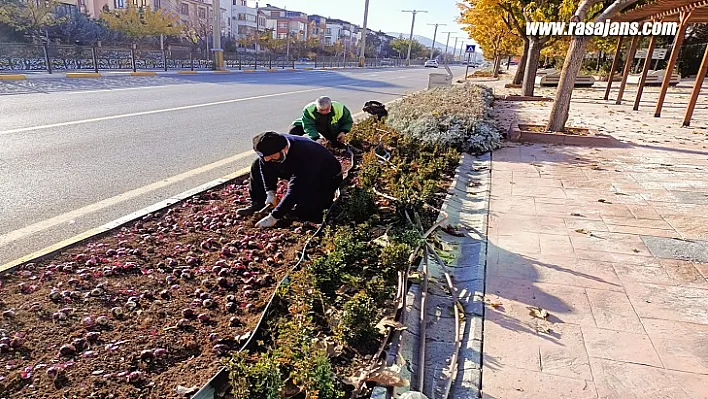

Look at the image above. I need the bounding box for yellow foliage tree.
[0,0,65,40]
[458,0,521,77]
[101,3,181,41]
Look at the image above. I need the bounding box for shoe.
[236,203,264,217]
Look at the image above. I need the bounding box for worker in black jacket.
[236,131,343,227]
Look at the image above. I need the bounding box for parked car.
[424,59,439,68]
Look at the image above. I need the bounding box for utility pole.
[212,0,223,69]
[428,23,446,59]
[451,37,460,62]
[402,9,427,66]
[359,0,370,67]
[441,31,454,63]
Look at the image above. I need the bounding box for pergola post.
[634,32,658,111]
[616,35,639,105]
[655,10,693,117]
[683,43,708,126]
[604,36,624,100]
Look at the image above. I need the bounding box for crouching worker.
[289,96,353,149]
[236,131,343,228]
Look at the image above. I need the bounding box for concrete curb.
[0,74,26,80]
[0,166,251,274]
[394,152,492,399]
[1,65,413,80]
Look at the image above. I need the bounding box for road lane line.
[0,88,400,246]
[0,166,252,272]
[0,87,323,136]
[0,152,255,246]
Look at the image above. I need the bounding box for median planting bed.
[0,83,499,399]
[0,177,323,398]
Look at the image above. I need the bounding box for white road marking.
[0,77,405,245]
[0,87,323,136]
[63,85,172,95]
[0,151,255,246]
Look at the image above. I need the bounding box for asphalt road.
[0,66,467,265]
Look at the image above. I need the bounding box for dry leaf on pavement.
[527,306,549,320]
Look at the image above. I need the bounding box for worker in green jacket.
[289,96,353,148]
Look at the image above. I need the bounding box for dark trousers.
[249,159,343,222]
[289,125,343,147]
[289,125,306,136]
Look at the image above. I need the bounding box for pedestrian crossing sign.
[466,44,476,53]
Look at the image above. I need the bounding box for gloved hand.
[336,132,346,142]
[255,214,278,228]
[265,191,278,208]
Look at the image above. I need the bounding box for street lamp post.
[402,9,427,66]
[359,0,370,67]
[427,23,446,60]
[441,31,454,64]
[451,37,460,62]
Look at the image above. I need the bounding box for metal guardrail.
[0,43,419,73]
[0,43,295,73]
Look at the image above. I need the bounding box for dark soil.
[0,155,351,399]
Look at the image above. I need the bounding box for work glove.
[265,190,278,208]
[336,132,346,142]
[255,214,278,228]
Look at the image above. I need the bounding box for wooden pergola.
[604,0,708,126]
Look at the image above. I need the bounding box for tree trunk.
[522,37,542,96]
[513,38,529,85]
[546,36,592,131]
[493,55,501,78]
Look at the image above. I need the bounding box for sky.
[248,0,476,52]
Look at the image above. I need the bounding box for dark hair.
[253,131,287,157]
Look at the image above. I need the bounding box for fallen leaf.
[598,199,612,204]
[175,385,199,396]
[366,365,409,387]
[570,212,583,217]
[575,228,590,235]
[485,299,503,309]
[527,306,549,320]
[442,225,465,237]
[375,316,407,335]
[536,326,553,334]
[632,248,640,253]
[408,272,423,284]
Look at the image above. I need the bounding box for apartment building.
[260,3,288,39]
[227,0,266,39]
[325,18,358,48]
[308,14,327,44]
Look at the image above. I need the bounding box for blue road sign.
[466,44,476,53]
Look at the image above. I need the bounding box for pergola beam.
[683,43,708,126]
[604,36,624,101]
[634,32,658,110]
[616,35,639,105]
[654,9,694,117]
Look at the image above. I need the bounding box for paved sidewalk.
[480,76,708,398]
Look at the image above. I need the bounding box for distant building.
[227,0,267,41]
[308,14,327,44]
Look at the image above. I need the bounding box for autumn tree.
[546,0,641,131]
[100,3,181,43]
[0,0,64,41]
[390,38,425,59]
[495,0,578,95]
[458,0,521,77]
